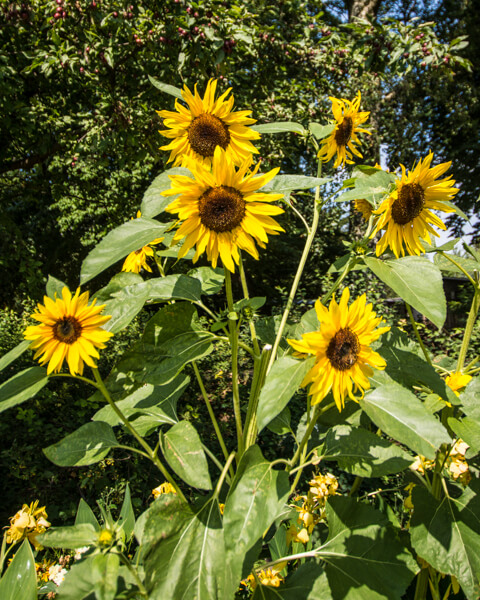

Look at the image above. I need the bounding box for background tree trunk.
[345,0,383,20]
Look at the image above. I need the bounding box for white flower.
[48,564,67,586]
[74,546,89,560]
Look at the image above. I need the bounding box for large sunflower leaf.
[410,482,480,600]
[223,446,290,586]
[160,420,212,490]
[317,424,413,477]
[360,383,451,459]
[252,121,305,134]
[188,266,225,295]
[43,421,118,466]
[309,122,336,139]
[0,540,37,600]
[315,496,418,599]
[140,167,191,217]
[80,217,170,285]
[0,340,31,373]
[147,75,183,99]
[257,356,315,432]
[261,175,330,193]
[364,256,446,329]
[116,303,213,386]
[39,524,99,549]
[93,376,186,435]
[143,495,236,600]
[0,366,48,414]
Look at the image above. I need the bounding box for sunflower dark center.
[52,316,82,344]
[326,327,360,371]
[334,116,353,147]
[198,186,246,233]
[187,113,230,158]
[391,183,425,225]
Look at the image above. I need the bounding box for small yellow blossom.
[308,472,338,504]
[152,482,177,498]
[411,455,434,475]
[446,372,472,397]
[286,523,310,545]
[219,503,225,515]
[404,483,415,511]
[447,439,471,486]
[98,529,113,545]
[241,565,286,590]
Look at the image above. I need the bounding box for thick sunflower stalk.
[1,77,479,600]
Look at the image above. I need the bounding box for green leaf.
[434,253,480,275]
[102,282,150,333]
[161,420,212,489]
[0,540,37,600]
[0,366,48,414]
[374,328,456,402]
[56,554,119,600]
[93,376,186,435]
[147,274,203,302]
[318,424,413,477]
[460,377,480,421]
[39,523,98,549]
[267,406,292,435]
[143,495,235,599]
[315,496,418,599]
[448,416,480,455]
[75,498,100,529]
[335,170,394,203]
[0,340,30,373]
[46,275,67,299]
[257,356,315,432]
[261,174,330,193]
[223,445,290,583]
[364,256,446,328]
[188,266,225,295]
[148,75,183,99]
[117,303,213,386]
[360,383,451,459]
[309,122,336,139]
[140,167,191,217]
[43,421,118,466]
[410,483,480,600]
[80,217,169,284]
[118,483,135,541]
[252,121,305,134]
[94,272,143,304]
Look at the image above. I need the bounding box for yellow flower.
[24,287,113,376]
[308,472,338,504]
[446,439,471,485]
[317,92,370,168]
[152,482,177,498]
[241,565,286,590]
[354,199,374,220]
[411,455,435,475]
[157,78,260,168]
[122,211,164,274]
[446,372,472,396]
[98,529,113,545]
[163,147,284,272]
[5,500,50,548]
[288,287,390,411]
[372,152,459,258]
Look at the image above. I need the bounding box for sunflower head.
[162,147,284,272]
[157,79,260,168]
[288,287,390,411]
[317,92,370,168]
[121,211,164,274]
[24,287,113,376]
[372,152,459,258]
[354,199,374,221]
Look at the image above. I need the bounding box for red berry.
[113,11,118,17]
[194,11,199,17]
[54,12,61,18]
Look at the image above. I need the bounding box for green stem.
[224,268,244,457]
[238,251,261,356]
[414,568,429,600]
[456,281,480,372]
[320,255,356,305]
[213,452,236,500]
[118,553,148,597]
[192,361,231,466]
[48,372,100,388]
[92,368,187,502]
[211,335,255,358]
[406,303,432,366]
[438,251,476,287]
[243,344,273,450]
[348,476,363,497]
[267,160,323,372]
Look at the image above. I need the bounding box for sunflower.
[446,372,472,396]
[317,92,370,168]
[354,198,374,220]
[122,212,163,273]
[157,78,260,168]
[371,152,459,258]
[163,147,284,272]
[288,287,390,411]
[24,287,113,376]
